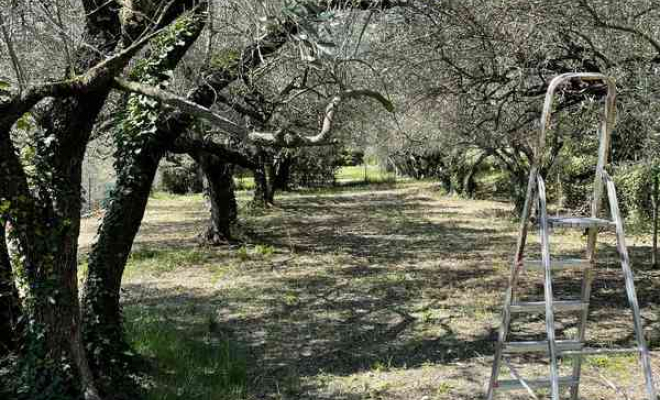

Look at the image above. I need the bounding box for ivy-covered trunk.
[4,149,101,398]
[81,141,163,387]
[0,222,19,355]
[1,0,123,395]
[81,9,206,391]
[197,154,237,244]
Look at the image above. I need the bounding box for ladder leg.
[486,169,538,400]
[604,174,657,400]
[569,266,595,400]
[486,262,523,400]
[538,176,560,400]
[616,233,657,399]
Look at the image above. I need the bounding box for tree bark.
[81,9,207,392]
[197,154,237,244]
[270,151,293,195]
[253,152,273,207]
[462,153,489,199]
[82,142,163,390]
[0,2,123,398]
[0,222,19,355]
[653,172,658,267]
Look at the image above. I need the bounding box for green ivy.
[114,12,203,175]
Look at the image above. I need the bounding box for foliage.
[288,147,342,188]
[613,163,656,222]
[124,307,247,400]
[161,159,204,194]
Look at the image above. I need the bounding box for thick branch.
[113,77,394,147]
[113,77,246,136]
[249,90,395,146]
[0,20,176,134]
[170,138,257,169]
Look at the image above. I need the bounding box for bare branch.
[113,78,394,147]
[579,0,660,56]
[249,89,395,146]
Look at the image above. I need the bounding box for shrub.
[613,163,654,222]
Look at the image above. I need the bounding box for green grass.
[124,248,214,278]
[124,307,247,400]
[335,165,397,182]
[585,354,638,376]
[234,177,255,191]
[150,191,204,201]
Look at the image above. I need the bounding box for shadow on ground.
[121,185,660,400]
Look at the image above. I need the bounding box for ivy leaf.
[16,113,33,131]
[0,200,11,214]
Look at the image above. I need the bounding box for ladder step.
[561,347,640,356]
[503,340,583,354]
[547,216,614,229]
[496,376,577,390]
[510,300,587,313]
[525,258,590,271]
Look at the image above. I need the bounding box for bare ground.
[80,182,660,399]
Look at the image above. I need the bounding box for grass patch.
[336,165,397,182]
[125,307,247,400]
[585,354,638,375]
[150,191,204,201]
[125,248,214,278]
[234,177,255,191]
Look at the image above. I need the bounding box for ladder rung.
[510,300,587,313]
[503,340,583,354]
[525,258,590,271]
[496,376,577,390]
[561,347,640,356]
[547,216,614,229]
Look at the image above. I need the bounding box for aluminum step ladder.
[486,73,657,400]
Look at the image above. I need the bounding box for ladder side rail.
[486,166,539,400]
[570,124,614,399]
[571,77,616,400]
[602,171,657,400]
[537,175,560,400]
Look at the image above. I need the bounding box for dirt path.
[105,182,660,399]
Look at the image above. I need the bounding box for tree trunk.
[653,173,658,267]
[265,159,279,204]
[197,154,237,244]
[0,222,19,355]
[253,151,273,207]
[253,165,271,206]
[81,9,207,395]
[82,147,162,390]
[462,153,488,199]
[272,153,292,194]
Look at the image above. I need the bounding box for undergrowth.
[124,306,248,400]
